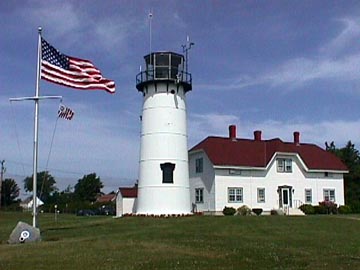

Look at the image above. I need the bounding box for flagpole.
[32,27,42,228]
[9,28,62,229]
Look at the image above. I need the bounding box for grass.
[1,212,360,269]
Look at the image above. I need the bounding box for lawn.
[0,212,360,270]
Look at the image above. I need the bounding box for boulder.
[8,221,41,244]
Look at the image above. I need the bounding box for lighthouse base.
[136,186,191,215]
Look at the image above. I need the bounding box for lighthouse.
[135,52,192,215]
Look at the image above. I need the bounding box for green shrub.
[1,202,22,212]
[222,206,236,216]
[314,205,327,214]
[299,204,315,215]
[237,205,251,216]
[349,201,360,213]
[338,205,352,214]
[252,208,263,216]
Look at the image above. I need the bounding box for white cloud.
[320,18,360,56]
[198,17,360,92]
[188,112,360,148]
[207,52,360,92]
[173,12,187,28]
[249,119,360,147]
[2,99,140,192]
[23,2,82,40]
[188,113,240,147]
[262,53,360,88]
[21,1,138,55]
[93,16,139,53]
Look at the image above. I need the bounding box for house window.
[305,189,312,203]
[195,158,203,173]
[195,188,204,203]
[257,188,265,203]
[160,162,175,184]
[228,187,243,203]
[323,189,335,202]
[277,158,292,173]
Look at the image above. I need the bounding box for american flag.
[41,38,115,94]
[58,104,75,120]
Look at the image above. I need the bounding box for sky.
[1,1,360,196]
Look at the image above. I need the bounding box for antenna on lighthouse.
[148,10,153,56]
[182,36,195,74]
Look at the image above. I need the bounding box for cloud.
[320,18,360,56]
[173,12,187,28]
[249,119,360,147]
[93,16,139,53]
[198,17,360,92]
[21,1,138,55]
[2,99,140,192]
[23,1,82,40]
[262,53,360,88]
[188,113,240,145]
[188,112,360,148]
[208,52,360,92]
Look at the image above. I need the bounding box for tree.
[24,171,57,203]
[1,178,20,206]
[74,173,103,202]
[326,141,360,206]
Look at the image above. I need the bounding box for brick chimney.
[294,131,300,145]
[229,125,236,141]
[254,130,262,141]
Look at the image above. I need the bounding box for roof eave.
[214,165,266,171]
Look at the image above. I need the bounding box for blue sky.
[1,1,360,195]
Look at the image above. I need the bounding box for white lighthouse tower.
[135,52,192,215]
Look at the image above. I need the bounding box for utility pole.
[0,160,5,209]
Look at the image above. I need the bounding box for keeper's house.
[189,125,348,215]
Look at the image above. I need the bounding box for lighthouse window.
[160,162,175,184]
[155,54,169,66]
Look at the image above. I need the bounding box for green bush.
[338,205,352,214]
[349,201,360,213]
[222,206,236,216]
[299,204,315,215]
[252,208,263,216]
[237,205,251,216]
[314,205,327,214]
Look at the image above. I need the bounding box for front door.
[279,186,292,209]
[282,188,290,207]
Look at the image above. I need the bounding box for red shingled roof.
[96,193,116,203]
[119,187,138,198]
[190,136,348,171]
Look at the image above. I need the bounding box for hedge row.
[223,206,263,216]
[299,202,352,215]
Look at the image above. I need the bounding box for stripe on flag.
[58,104,75,120]
[41,38,115,94]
